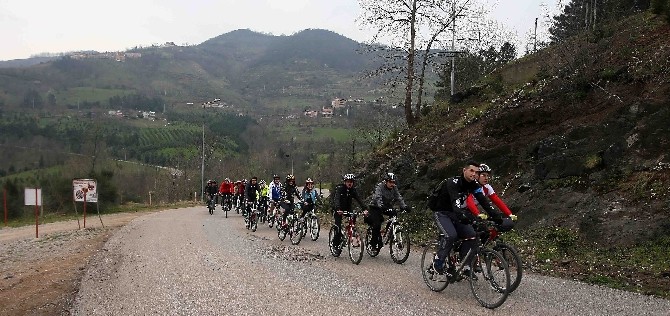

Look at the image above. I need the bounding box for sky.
[0,0,563,61]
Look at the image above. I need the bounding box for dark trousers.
[365,206,396,248]
[332,210,345,245]
[433,212,477,264]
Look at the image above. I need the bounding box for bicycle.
[245,201,259,232]
[365,209,410,264]
[258,197,269,223]
[289,203,304,245]
[268,200,281,228]
[480,219,523,293]
[420,219,511,309]
[299,203,320,241]
[221,194,232,218]
[328,210,364,265]
[206,194,216,215]
[277,203,298,242]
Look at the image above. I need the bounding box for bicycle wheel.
[278,223,287,241]
[328,226,341,257]
[365,227,380,257]
[290,218,303,245]
[389,225,410,264]
[420,243,449,292]
[250,212,258,232]
[469,248,510,309]
[309,216,320,241]
[348,228,364,265]
[208,201,214,215]
[494,242,523,293]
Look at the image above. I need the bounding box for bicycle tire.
[250,213,258,232]
[328,226,341,257]
[494,242,523,293]
[469,248,510,309]
[365,227,380,257]
[389,226,410,264]
[278,223,287,241]
[348,228,364,265]
[420,243,449,292]
[290,218,303,245]
[309,216,320,241]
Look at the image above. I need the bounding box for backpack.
[427,179,447,212]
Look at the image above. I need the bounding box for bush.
[651,0,666,14]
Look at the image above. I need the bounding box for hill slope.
[356,12,670,296]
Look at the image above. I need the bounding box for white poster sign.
[24,188,42,206]
[73,179,98,203]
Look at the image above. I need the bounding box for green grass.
[57,87,136,106]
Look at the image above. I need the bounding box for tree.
[358,0,477,126]
[22,89,43,109]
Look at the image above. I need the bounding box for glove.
[509,214,518,221]
[477,213,488,221]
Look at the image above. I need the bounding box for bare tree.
[358,0,477,126]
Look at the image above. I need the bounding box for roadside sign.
[73,179,98,203]
[24,188,42,206]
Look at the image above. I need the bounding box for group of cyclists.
[202,161,519,308]
[204,174,323,229]
[204,160,517,267]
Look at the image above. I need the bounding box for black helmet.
[273,174,280,180]
[286,174,295,181]
[342,173,355,181]
[305,178,314,184]
[384,172,397,182]
[479,163,492,173]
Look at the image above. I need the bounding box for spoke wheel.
[290,218,303,245]
[420,243,449,292]
[365,227,380,257]
[309,217,320,241]
[347,228,364,265]
[250,212,258,232]
[278,223,287,241]
[390,226,410,264]
[328,226,341,257]
[494,243,523,293]
[469,249,511,309]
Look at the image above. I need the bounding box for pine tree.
[651,0,666,14]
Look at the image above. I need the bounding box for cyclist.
[204,179,218,208]
[332,173,367,247]
[279,174,303,228]
[431,161,503,276]
[234,180,245,208]
[244,177,261,226]
[258,179,270,218]
[218,178,235,210]
[466,163,517,231]
[365,172,410,251]
[300,178,320,221]
[267,174,283,228]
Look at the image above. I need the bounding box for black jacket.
[436,175,501,221]
[333,184,366,212]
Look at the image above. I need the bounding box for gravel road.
[72,206,670,315]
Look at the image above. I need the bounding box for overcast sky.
[0,0,562,61]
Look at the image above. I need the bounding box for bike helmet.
[384,172,397,182]
[305,178,314,184]
[342,173,355,181]
[479,163,492,173]
[273,174,280,180]
[259,180,266,186]
[224,178,230,182]
[286,174,295,181]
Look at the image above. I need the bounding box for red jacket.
[466,184,512,217]
[219,181,234,194]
